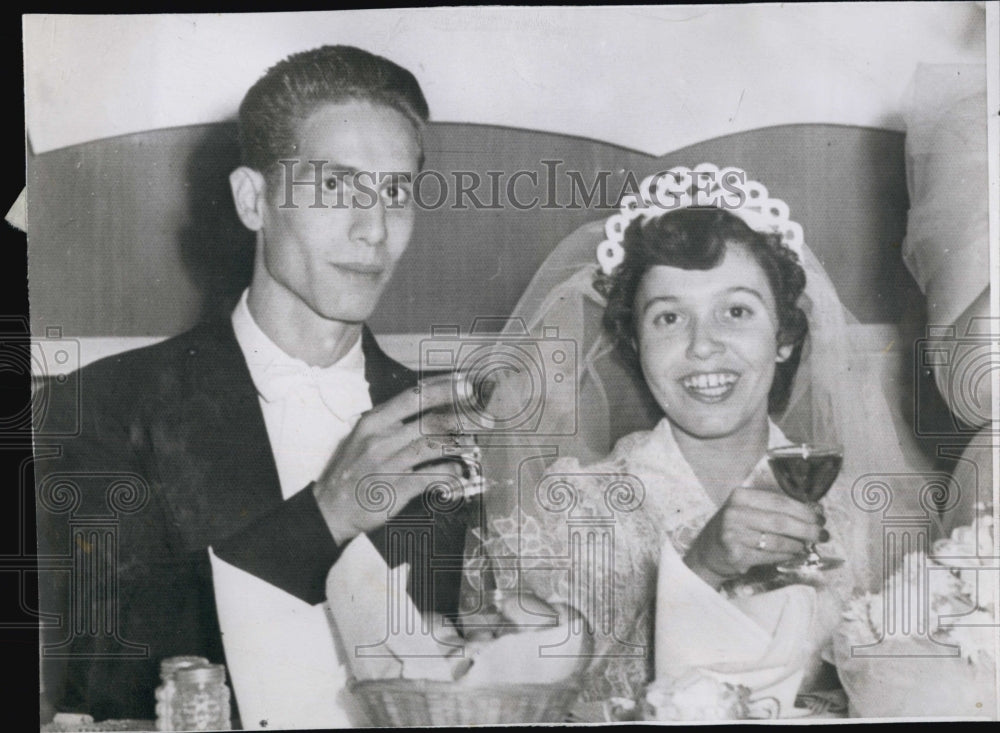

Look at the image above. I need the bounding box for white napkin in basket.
[654,539,817,717]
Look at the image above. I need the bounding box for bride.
[462,165,922,714]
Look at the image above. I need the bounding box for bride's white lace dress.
[463,418,866,704]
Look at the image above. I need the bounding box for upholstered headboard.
[28,122,922,332]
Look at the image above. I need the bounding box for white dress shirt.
[208,290,373,730]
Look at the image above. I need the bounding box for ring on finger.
[756,532,768,551]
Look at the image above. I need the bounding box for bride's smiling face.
[635,243,792,441]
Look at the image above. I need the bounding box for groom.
[36,45,474,727]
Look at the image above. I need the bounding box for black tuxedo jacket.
[35,320,468,721]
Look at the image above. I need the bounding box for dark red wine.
[768,447,842,503]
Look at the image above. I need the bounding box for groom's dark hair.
[237,45,430,187]
[598,207,808,415]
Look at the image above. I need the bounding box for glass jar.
[171,664,232,731]
[155,656,210,731]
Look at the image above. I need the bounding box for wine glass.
[766,443,844,573]
[455,460,511,639]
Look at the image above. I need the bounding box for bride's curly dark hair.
[595,207,808,415]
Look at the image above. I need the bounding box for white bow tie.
[255,361,372,423]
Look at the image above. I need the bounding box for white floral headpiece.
[597,163,805,275]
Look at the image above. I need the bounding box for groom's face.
[256,101,422,323]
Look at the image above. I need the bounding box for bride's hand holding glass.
[682,486,827,588]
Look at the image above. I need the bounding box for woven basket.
[348,677,582,726]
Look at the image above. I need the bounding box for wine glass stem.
[807,501,824,562]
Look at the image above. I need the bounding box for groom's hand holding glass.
[682,486,829,589]
[313,373,476,544]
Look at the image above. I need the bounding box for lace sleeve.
[461,455,641,619]
[459,456,653,702]
[461,457,589,612]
